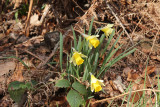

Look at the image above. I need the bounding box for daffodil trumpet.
[70,48,87,66]
[81,33,100,49]
[90,73,105,92]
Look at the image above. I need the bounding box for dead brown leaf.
[142,66,155,77]
[129,84,143,103]
[89,98,99,107]
[123,67,131,76]
[30,5,50,26]
[110,76,126,93]
[49,96,69,107]
[11,0,23,9]
[11,62,24,82]
[0,33,5,41]
[0,61,16,76]
[130,91,143,103]
[151,55,160,62]
[127,70,140,82]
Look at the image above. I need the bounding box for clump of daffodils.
[101,24,114,37]
[70,48,87,66]
[90,73,105,92]
[81,33,100,49]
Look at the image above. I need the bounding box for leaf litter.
[0,0,160,106]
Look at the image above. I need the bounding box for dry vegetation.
[0,0,160,106]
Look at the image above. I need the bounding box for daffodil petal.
[70,56,76,66]
[98,80,105,86]
[91,75,97,83]
[80,54,87,58]
[91,84,94,92]
[88,43,93,49]
[107,24,114,28]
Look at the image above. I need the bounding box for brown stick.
[24,0,33,37]
[93,88,160,104]
[19,49,57,71]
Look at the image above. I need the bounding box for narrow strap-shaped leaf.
[88,17,94,35]
[71,26,77,49]
[77,36,82,52]
[101,44,123,70]
[97,48,136,78]
[60,33,63,71]
[101,29,116,57]
[82,65,88,81]
[92,52,99,73]
[101,32,121,70]
[95,34,105,53]
[110,48,136,67]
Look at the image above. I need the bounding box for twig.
[106,3,134,45]
[37,41,60,69]
[24,0,33,37]
[19,49,57,71]
[93,88,160,104]
[72,0,85,13]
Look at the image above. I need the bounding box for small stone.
[44,31,60,49]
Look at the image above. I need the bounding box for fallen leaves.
[126,66,156,104]
[93,66,158,106]
[30,5,50,26]
[111,76,126,93]
[127,70,140,82]
[0,61,16,77]
[11,62,24,82]
[11,0,23,9]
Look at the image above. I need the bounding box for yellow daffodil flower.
[82,33,100,49]
[70,48,87,66]
[101,24,114,37]
[90,73,105,92]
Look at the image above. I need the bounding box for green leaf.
[88,17,94,35]
[15,11,19,22]
[82,65,88,81]
[67,89,83,107]
[25,80,37,90]
[55,79,71,88]
[8,81,25,90]
[8,81,27,103]
[72,81,87,95]
[97,48,136,78]
[60,33,63,71]
[101,30,120,68]
[77,36,82,52]
[92,52,99,73]
[71,26,77,49]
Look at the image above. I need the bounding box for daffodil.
[70,48,87,66]
[101,24,114,37]
[90,73,105,92]
[82,33,100,49]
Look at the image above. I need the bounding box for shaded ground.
[0,0,160,106]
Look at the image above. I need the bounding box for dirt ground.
[0,0,160,106]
